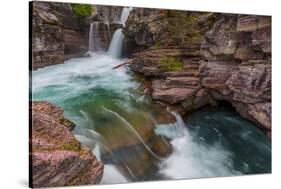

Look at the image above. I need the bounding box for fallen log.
[112,60,133,69]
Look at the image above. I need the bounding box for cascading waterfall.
[89,22,101,52]
[88,7,132,55]
[119,7,133,26]
[105,22,111,44]
[107,29,124,58]
[107,7,133,58]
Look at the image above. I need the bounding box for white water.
[32,53,135,100]
[119,7,133,26]
[108,29,124,58]
[155,112,240,179]
[107,7,132,58]
[101,165,128,184]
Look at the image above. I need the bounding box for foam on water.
[100,164,129,184]
[32,52,137,104]
[155,112,240,179]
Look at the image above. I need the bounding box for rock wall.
[31,1,88,69]
[31,101,103,187]
[124,9,271,136]
[31,2,123,69]
[200,14,271,135]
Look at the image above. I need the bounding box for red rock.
[152,87,197,104]
[31,101,103,187]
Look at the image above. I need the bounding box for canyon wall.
[31,2,87,69]
[31,101,103,187]
[124,9,271,136]
[31,2,123,69]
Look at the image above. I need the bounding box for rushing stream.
[31,7,271,185]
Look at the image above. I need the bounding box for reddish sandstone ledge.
[31,101,103,187]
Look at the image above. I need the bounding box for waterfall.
[89,22,101,52]
[119,7,133,26]
[107,29,124,58]
[105,22,111,44]
[107,7,132,58]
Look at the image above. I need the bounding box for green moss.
[60,140,81,151]
[158,57,183,72]
[71,4,92,18]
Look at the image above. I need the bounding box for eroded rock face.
[125,10,271,135]
[123,8,170,54]
[32,1,88,70]
[200,14,271,133]
[31,101,103,187]
[126,10,215,113]
[200,62,271,131]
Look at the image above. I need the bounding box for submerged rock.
[31,101,103,187]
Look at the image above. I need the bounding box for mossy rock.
[158,56,183,71]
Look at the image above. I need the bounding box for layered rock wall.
[31,101,103,187]
[124,9,271,135]
[200,14,271,134]
[31,2,88,69]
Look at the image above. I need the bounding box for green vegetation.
[71,4,92,18]
[158,56,183,71]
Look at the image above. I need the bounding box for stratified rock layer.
[31,101,103,187]
[200,14,271,134]
[124,10,271,136]
[31,2,89,69]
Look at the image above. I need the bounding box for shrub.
[158,57,183,71]
[71,4,92,18]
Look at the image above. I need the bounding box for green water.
[184,106,271,174]
[32,53,271,184]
